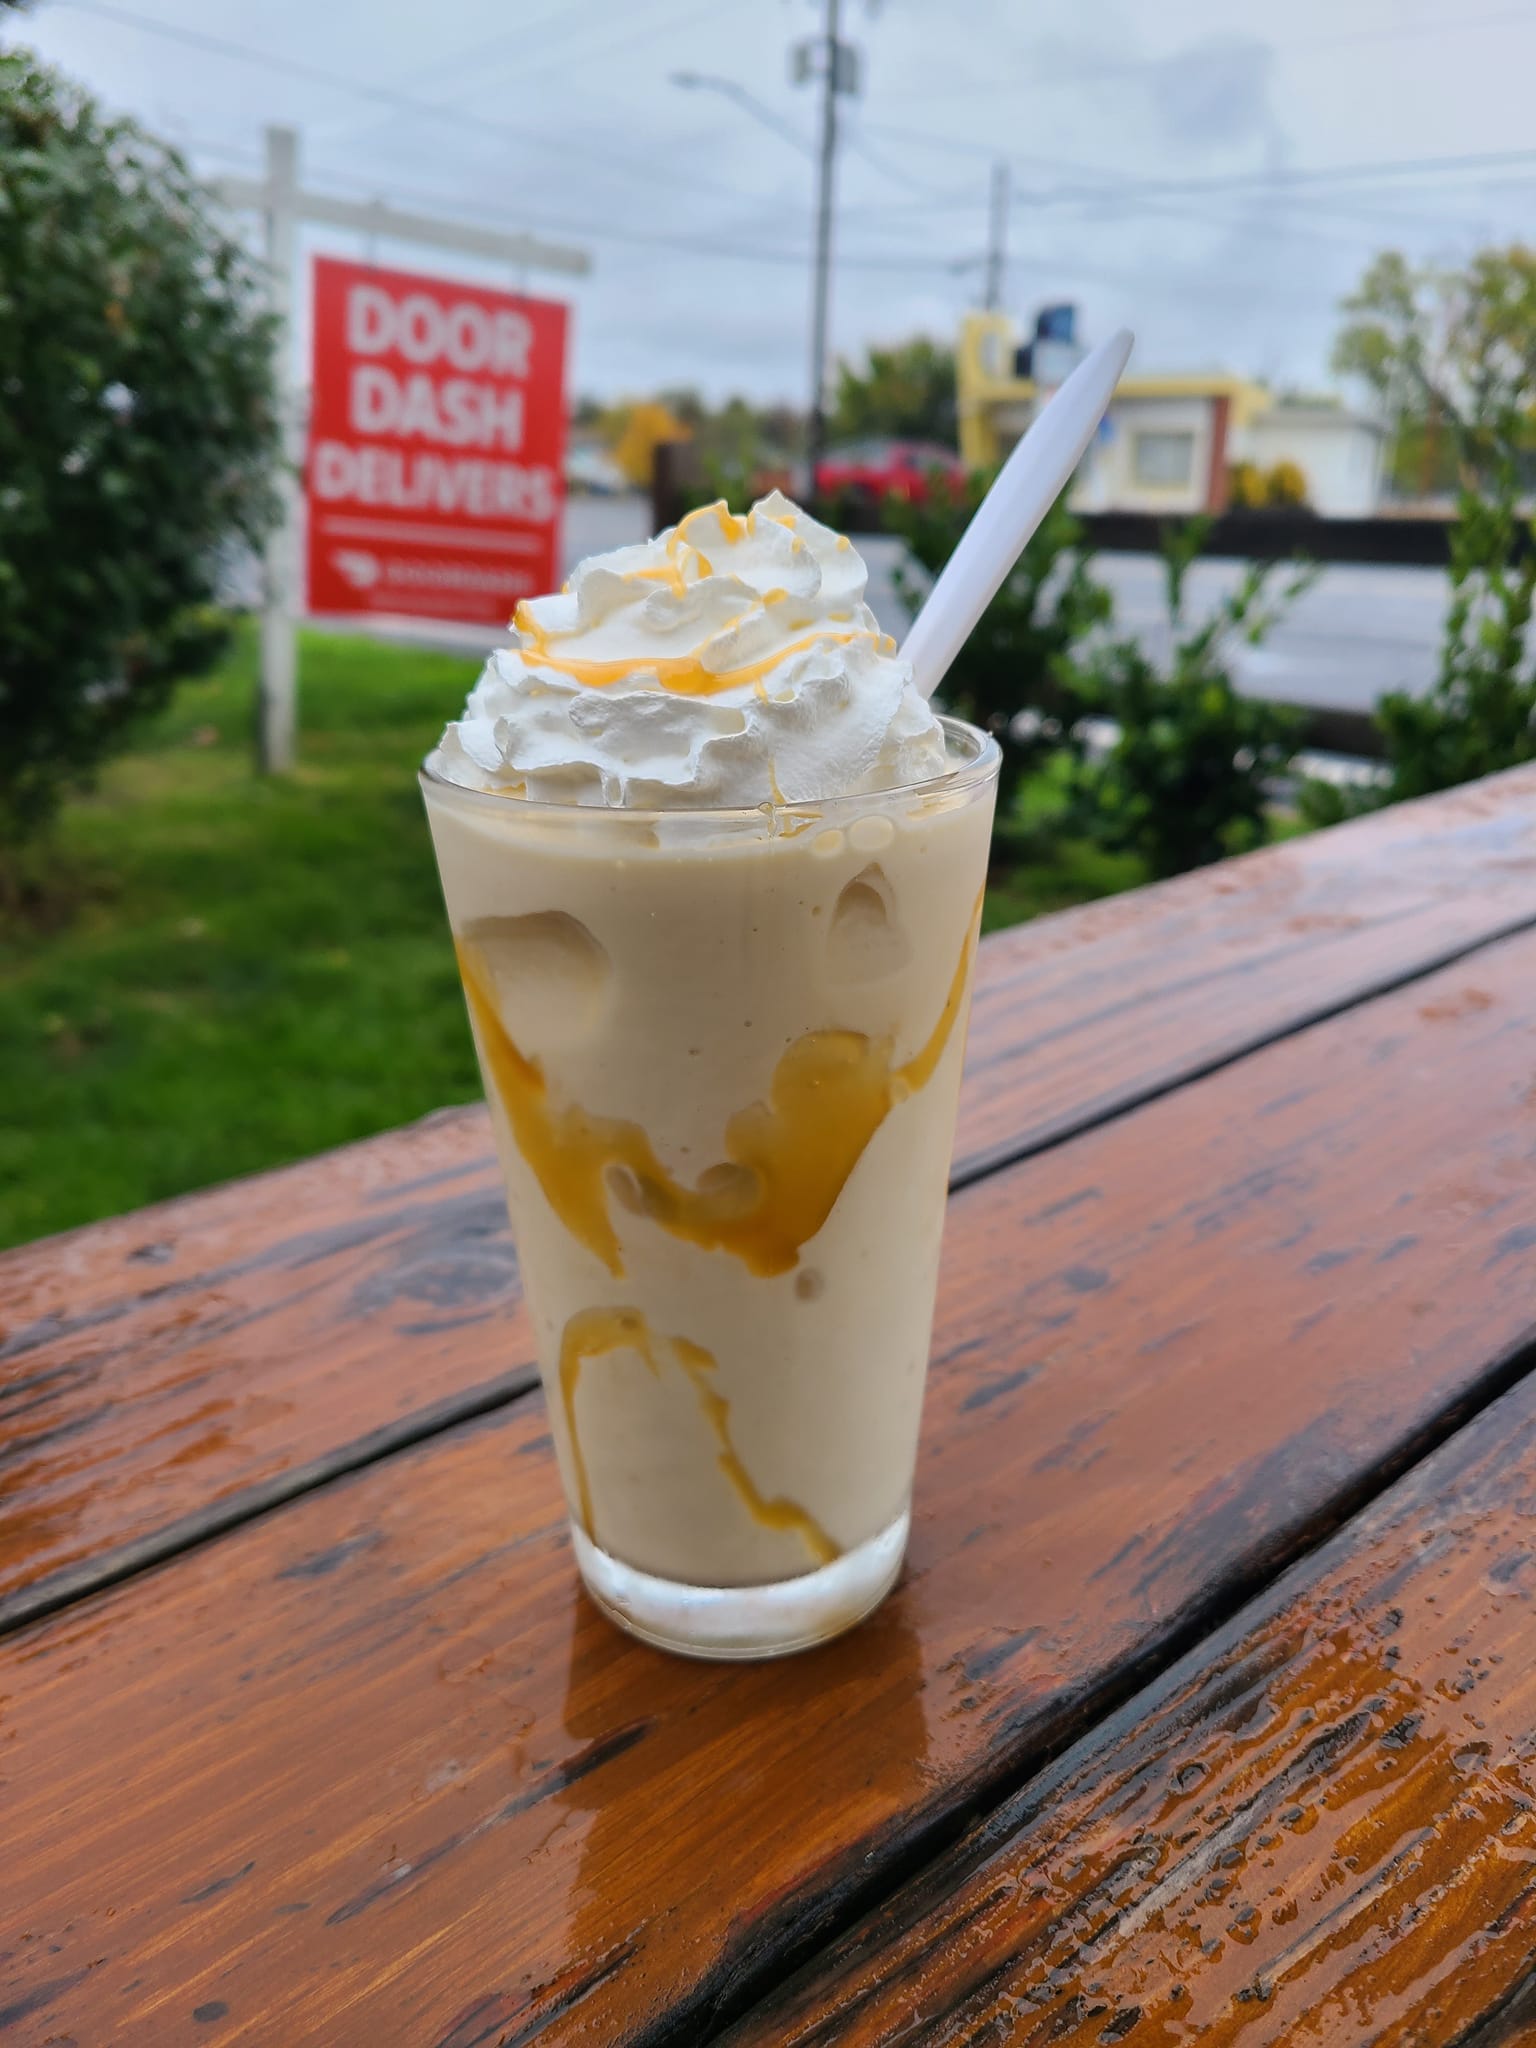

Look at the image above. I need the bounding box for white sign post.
[257,126,298,776]
[215,127,591,772]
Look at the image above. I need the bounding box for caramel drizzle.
[510,499,888,696]
[558,1306,839,1566]
[510,626,885,698]
[455,890,981,1281]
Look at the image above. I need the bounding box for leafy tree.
[887,481,1111,820]
[656,386,707,432]
[831,337,957,447]
[1299,466,1536,827]
[1297,252,1536,824]
[0,51,279,870]
[1065,520,1311,878]
[1300,472,1536,826]
[1333,245,1536,490]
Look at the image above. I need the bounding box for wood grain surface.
[7,769,1536,1633]
[730,1367,1536,2046]
[5,927,1536,2045]
[0,1106,522,1631]
[955,759,1536,1179]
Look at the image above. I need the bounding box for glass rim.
[419,712,1000,829]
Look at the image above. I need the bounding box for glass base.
[571,1507,910,1661]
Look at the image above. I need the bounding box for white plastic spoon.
[900,327,1134,700]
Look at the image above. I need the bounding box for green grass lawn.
[0,627,485,1249]
[0,627,1145,1250]
[980,837,1145,933]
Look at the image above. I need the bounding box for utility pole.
[806,0,840,498]
[984,158,1010,312]
[793,1,859,499]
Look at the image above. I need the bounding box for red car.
[815,438,967,513]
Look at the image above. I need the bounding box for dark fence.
[1287,705,1387,761]
[1078,511,1477,568]
[650,450,1478,571]
[648,451,1495,758]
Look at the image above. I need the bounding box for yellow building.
[958,313,1385,516]
[611,400,692,490]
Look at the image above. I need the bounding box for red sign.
[306,256,567,625]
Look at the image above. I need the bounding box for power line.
[54,0,767,206]
[671,73,817,160]
[860,116,1536,193]
[840,121,969,201]
[400,2,617,95]
[217,151,1392,306]
[834,147,1528,254]
[883,176,1520,256]
[75,1,1528,313]
[201,138,1409,324]
[837,127,1533,250]
[668,71,967,209]
[361,0,719,127]
[1028,147,1536,209]
[174,120,1524,285]
[187,133,1505,286]
[840,142,1536,219]
[198,146,968,276]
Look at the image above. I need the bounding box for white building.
[958,314,1387,517]
[1240,400,1387,519]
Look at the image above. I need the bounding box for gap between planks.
[675,1316,1536,2048]
[10,896,1536,1658]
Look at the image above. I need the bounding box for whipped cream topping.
[431,490,947,809]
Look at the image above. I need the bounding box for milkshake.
[423,494,998,1656]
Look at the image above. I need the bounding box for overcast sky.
[13,0,1536,408]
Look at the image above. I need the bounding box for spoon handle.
[901,327,1134,701]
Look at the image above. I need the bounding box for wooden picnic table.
[6,767,1536,2045]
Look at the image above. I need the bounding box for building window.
[1132,430,1196,487]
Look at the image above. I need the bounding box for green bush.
[1065,520,1311,877]
[0,51,279,871]
[1228,459,1313,511]
[1266,459,1311,509]
[1377,476,1536,799]
[885,481,1111,819]
[1299,471,1536,827]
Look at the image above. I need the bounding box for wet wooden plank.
[730,1368,1536,2047]
[7,770,1536,1632]
[956,761,1536,1180]
[0,1104,527,1632]
[5,928,1536,2045]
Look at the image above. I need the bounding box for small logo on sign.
[333,549,382,591]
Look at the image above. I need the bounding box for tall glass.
[421,718,999,1658]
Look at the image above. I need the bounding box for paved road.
[857,538,1444,713]
[1091,554,1444,711]
[325,495,1448,716]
